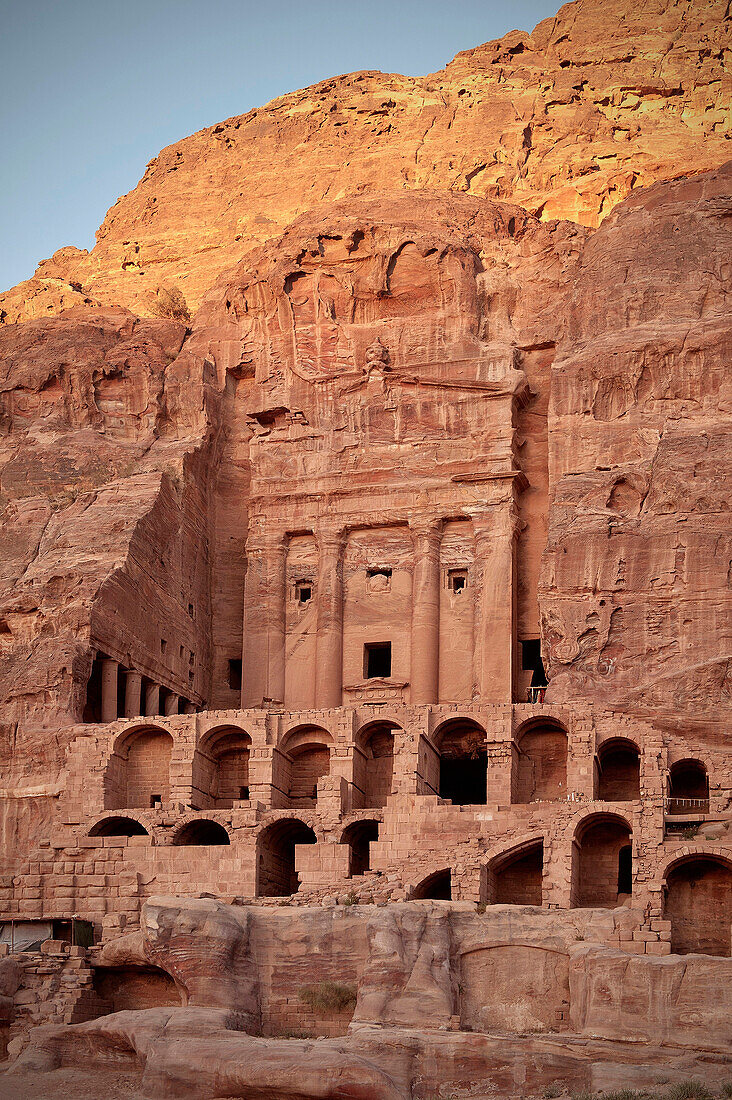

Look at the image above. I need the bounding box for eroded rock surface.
[1,0,729,321]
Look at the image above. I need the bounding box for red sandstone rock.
[0,0,729,322]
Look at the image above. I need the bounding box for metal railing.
[664,796,710,815]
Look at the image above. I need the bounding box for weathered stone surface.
[541,161,732,731]
[1,0,729,322]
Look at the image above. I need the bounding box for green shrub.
[721,1084,732,1098]
[543,1086,562,1098]
[298,980,357,1013]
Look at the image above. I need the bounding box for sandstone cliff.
[1,0,729,322]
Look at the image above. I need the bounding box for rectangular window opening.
[366,567,392,579]
[295,581,313,605]
[150,794,162,808]
[448,569,468,594]
[364,642,392,679]
[520,638,547,686]
[239,786,250,800]
[228,658,243,692]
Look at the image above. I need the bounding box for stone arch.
[667,758,709,814]
[279,725,333,808]
[173,819,230,846]
[484,838,544,906]
[341,819,380,876]
[105,725,173,810]
[194,725,252,807]
[353,721,398,808]
[413,868,452,900]
[571,812,632,908]
[595,737,640,802]
[513,717,567,804]
[662,852,732,957]
[89,815,149,838]
[433,718,487,806]
[256,817,317,897]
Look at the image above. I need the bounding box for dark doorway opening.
[364,642,391,679]
[342,819,380,877]
[413,869,452,900]
[228,659,242,692]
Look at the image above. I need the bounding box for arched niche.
[279,726,333,808]
[194,726,252,807]
[484,840,544,906]
[667,759,709,814]
[341,819,380,877]
[89,816,149,838]
[595,737,640,802]
[434,719,487,806]
[513,719,567,804]
[413,868,452,900]
[173,819,230,846]
[353,722,397,808]
[571,813,632,908]
[256,818,317,897]
[105,726,174,810]
[664,855,732,956]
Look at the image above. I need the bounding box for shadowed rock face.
[0,0,729,322]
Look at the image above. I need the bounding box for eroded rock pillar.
[242,531,287,707]
[473,502,519,703]
[100,658,119,723]
[124,670,142,719]
[410,520,442,704]
[315,527,344,709]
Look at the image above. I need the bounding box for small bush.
[543,1086,562,1098]
[664,1084,714,1100]
[341,891,359,906]
[298,980,357,1013]
[721,1085,732,1099]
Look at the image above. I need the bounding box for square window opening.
[150,794,162,808]
[239,786,250,800]
[228,659,242,692]
[448,569,468,594]
[364,642,392,679]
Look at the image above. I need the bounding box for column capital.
[408,516,443,544]
[316,524,346,551]
[470,501,520,541]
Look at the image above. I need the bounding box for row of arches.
[102,720,712,814]
[86,808,732,955]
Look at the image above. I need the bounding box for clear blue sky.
[0,0,559,292]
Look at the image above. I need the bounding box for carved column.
[315,526,345,709]
[123,670,142,719]
[409,519,442,705]
[164,692,179,716]
[100,658,119,723]
[242,530,287,707]
[145,681,160,716]
[473,501,520,704]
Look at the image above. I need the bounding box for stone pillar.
[100,658,119,723]
[242,530,287,707]
[183,701,197,714]
[473,501,519,704]
[164,692,180,716]
[145,681,160,716]
[409,520,442,704]
[123,670,142,719]
[314,527,344,709]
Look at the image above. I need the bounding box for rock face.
[1,0,730,322]
[541,161,732,730]
[0,0,731,1096]
[3,897,732,1099]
